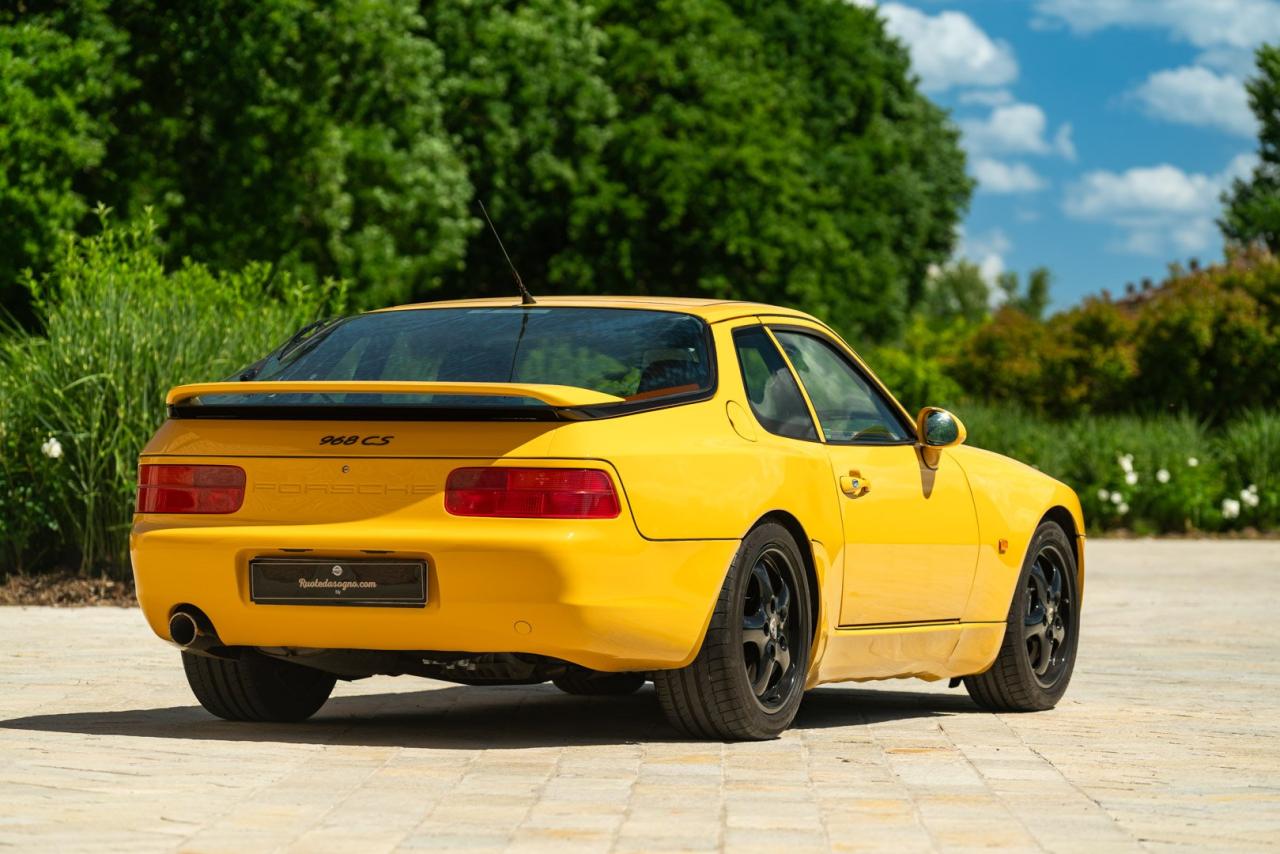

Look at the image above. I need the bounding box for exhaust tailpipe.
[168,608,232,658]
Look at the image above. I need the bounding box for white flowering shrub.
[958,403,1277,534]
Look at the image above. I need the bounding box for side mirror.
[915,407,966,468]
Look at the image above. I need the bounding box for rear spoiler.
[166,381,627,409]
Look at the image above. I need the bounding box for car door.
[770,325,980,626]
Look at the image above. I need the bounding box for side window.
[773,330,912,444]
[732,327,818,442]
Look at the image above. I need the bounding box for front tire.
[654,522,813,740]
[182,651,336,722]
[964,520,1080,711]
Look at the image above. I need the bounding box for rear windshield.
[194,307,714,415]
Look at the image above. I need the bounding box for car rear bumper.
[130,519,739,671]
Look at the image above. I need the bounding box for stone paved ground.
[1,540,1278,853]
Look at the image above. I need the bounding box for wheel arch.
[1040,504,1085,602]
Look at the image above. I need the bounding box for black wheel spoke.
[1048,566,1063,603]
[1024,618,1048,643]
[1029,561,1049,599]
[751,644,777,695]
[751,561,775,604]
[1051,620,1067,646]
[742,610,769,656]
[773,582,790,620]
[773,638,791,678]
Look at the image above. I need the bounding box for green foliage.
[1219,410,1280,527]
[1222,44,1280,252]
[0,3,126,311]
[98,0,473,308]
[864,314,967,414]
[954,251,1280,420]
[996,267,1052,320]
[0,216,344,574]
[958,403,1278,534]
[423,0,618,296]
[0,0,971,340]
[575,0,971,340]
[920,261,990,326]
[1132,260,1280,419]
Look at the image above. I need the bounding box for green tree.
[996,267,1052,320]
[739,0,971,313]
[1222,44,1280,252]
[0,4,125,312]
[82,0,472,308]
[422,0,618,297]
[578,0,971,341]
[921,260,990,325]
[2,0,971,329]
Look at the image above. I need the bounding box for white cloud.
[1063,154,1258,256]
[959,89,1016,107]
[961,102,1075,160]
[877,4,1018,92]
[1053,123,1077,161]
[958,228,1013,284]
[1133,66,1256,137]
[1034,0,1280,79]
[1033,0,1280,50]
[973,158,1047,194]
[1195,46,1260,77]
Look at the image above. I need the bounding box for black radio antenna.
[477,199,535,306]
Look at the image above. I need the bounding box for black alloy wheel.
[741,547,802,710]
[1023,544,1073,688]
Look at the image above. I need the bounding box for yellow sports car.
[132,297,1083,740]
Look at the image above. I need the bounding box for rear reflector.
[136,465,246,514]
[445,467,620,519]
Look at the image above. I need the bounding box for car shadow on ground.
[0,683,981,749]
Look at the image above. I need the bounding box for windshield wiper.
[237,317,342,381]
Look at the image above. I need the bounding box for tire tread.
[182,651,335,722]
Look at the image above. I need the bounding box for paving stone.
[1,540,1279,851]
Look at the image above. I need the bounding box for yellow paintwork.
[131,296,1085,686]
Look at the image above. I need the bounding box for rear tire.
[552,669,646,696]
[964,520,1080,712]
[653,521,813,741]
[182,651,336,722]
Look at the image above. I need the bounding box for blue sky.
[858,0,1276,308]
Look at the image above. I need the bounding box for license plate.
[249,558,427,607]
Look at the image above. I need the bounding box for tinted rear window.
[202,307,713,411]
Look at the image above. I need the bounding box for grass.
[0,215,344,575]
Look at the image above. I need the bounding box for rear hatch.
[138,304,716,528]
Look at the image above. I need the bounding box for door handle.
[839,471,871,497]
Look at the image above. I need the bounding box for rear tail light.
[445,467,621,519]
[136,465,246,514]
